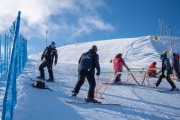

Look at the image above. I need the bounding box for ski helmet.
[92,45,97,52]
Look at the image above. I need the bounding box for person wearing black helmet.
[72,45,101,103]
[37,41,58,82]
[156,52,177,91]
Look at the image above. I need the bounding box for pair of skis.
[64,100,122,106]
[65,97,122,106]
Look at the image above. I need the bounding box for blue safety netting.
[1,11,28,120]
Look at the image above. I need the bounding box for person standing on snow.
[37,42,58,82]
[172,53,180,82]
[155,51,177,91]
[148,61,157,77]
[72,45,101,103]
[113,53,129,84]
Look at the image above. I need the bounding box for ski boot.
[85,98,101,103]
[71,91,77,97]
[47,78,55,82]
[170,88,179,91]
[114,76,121,84]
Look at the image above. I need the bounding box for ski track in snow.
[1,36,180,120]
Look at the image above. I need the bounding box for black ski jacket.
[164,58,172,74]
[41,45,58,63]
[160,53,167,74]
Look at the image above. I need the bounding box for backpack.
[32,81,53,91]
[79,52,94,71]
[32,81,45,89]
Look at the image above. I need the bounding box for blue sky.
[104,0,180,38]
[0,0,180,54]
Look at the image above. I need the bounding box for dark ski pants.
[174,67,180,80]
[73,70,96,98]
[156,74,176,88]
[39,61,54,79]
[114,73,121,82]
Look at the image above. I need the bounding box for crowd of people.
[36,43,180,103]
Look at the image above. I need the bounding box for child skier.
[148,61,157,77]
[113,53,129,84]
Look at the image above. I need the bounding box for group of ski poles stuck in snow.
[34,42,179,103]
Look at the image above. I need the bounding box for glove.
[54,62,57,65]
[96,71,100,76]
[164,70,167,77]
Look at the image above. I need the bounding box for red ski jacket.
[113,55,128,72]
[148,62,157,76]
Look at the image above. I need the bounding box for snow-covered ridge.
[29,36,180,67]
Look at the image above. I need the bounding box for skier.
[172,53,180,82]
[72,45,101,103]
[155,51,177,91]
[147,61,157,77]
[37,42,58,82]
[113,53,129,84]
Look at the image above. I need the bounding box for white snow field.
[1,36,180,120]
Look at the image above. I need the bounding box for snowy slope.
[1,36,180,120]
[30,36,159,66]
[29,36,179,67]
